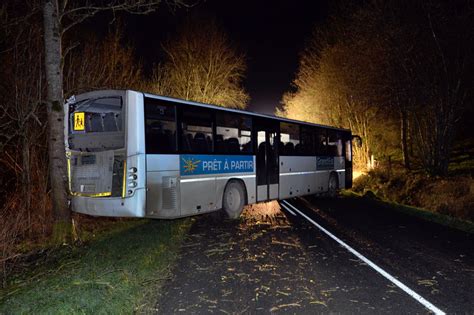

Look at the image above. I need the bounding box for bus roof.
[143,91,351,133]
[72,89,350,133]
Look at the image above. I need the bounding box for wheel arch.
[225,178,248,205]
[329,171,340,189]
[217,178,249,210]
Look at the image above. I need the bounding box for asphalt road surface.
[155,195,473,314]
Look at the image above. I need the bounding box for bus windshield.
[68,97,124,152]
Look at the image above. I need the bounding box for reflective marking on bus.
[180,174,256,183]
[280,170,345,177]
[179,175,255,183]
[67,157,72,194]
[122,160,127,198]
[71,192,112,197]
[280,170,328,176]
[180,177,215,183]
[224,174,256,179]
[281,200,446,315]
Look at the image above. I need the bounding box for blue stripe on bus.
[180,154,254,176]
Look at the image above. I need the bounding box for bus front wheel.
[328,173,339,198]
[223,181,245,219]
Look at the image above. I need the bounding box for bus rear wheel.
[223,181,245,219]
[328,173,339,198]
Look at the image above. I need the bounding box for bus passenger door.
[256,120,279,201]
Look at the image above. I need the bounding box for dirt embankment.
[352,170,474,222]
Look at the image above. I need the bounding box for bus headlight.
[128,174,137,180]
[128,181,137,188]
[129,167,137,173]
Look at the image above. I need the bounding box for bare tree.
[0,3,49,283]
[150,18,249,109]
[281,0,473,175]
[64,27,144,95]
[365,0,473,175]
[42,0,188,243]
[0,2,46,225]
[412,1,473,175]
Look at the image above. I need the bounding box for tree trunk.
[400,108,411,170]
[436,108,453,177]
[21,133,31,235]
[43,0,71,244]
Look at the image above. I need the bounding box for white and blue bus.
[65,90,354,219]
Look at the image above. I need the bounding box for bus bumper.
[71,188,146,217]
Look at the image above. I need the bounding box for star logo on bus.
[182,158,201,173]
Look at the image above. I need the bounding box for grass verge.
[342,190,474,234]
[0,218,192,314]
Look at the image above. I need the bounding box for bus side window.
[300,126,315,156]
[315,128,327,156]
[345,139,352,162]
[144,98,177,154]
[280,122,300,155]
[327,131,343,157]
[216,112,252,154]
[180,107,213,154]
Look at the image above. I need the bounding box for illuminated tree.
[280,13,392,170]
[150,18,249,109]
[281,0,473,175]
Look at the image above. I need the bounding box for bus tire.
[223,180,245,219]
[328,173,339,198]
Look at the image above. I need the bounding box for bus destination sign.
[180,155,254,176]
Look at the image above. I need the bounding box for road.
[155,195,474,314]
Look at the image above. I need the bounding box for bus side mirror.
[352,135,362,147]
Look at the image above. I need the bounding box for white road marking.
[281,200,445,315]
[279,202,296,216]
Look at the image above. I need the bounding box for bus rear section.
[66,90,146,217]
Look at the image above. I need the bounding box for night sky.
[121,0,330,114]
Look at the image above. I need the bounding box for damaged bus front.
[65,90,146,217]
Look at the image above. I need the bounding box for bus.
[65,90,355,219]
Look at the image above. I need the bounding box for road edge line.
[279,202,296,216]
[281,200,445,315]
